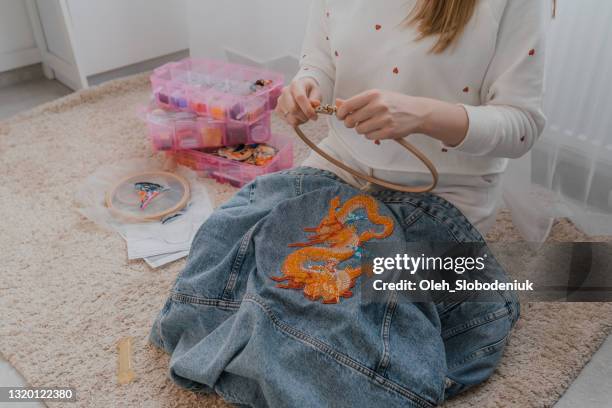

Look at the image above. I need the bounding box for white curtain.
[504,0,612,240]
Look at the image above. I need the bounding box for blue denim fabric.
[150,167,519,407]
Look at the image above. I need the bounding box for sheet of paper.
[144,251,190,268]
[76,162,212,267]
[124,181,213,260]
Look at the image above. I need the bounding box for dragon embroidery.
[271,195,394,304]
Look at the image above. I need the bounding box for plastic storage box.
[150,58,284,120]
[170,133,293,187]
[146,107,272,151]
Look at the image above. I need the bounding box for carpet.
[1,73,611,408]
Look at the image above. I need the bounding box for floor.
[0,78,71,121]
[555,335,612,407]
[0,78,611,408]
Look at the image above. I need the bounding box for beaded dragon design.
[271,195,394,304]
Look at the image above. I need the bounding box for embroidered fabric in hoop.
[105,171,190,222]
[293,103,439,193]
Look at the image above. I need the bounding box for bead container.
[146,108,272,151]
[169,133,293,187]
[147,58,283,151]
[151,58,283,123]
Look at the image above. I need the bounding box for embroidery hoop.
[293,104,439,193]
[105,171,190,222]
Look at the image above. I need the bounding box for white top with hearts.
[296,0,548,233]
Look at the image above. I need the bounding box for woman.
[152,1,544,406]
[277,0,547,235]
[273,0,546,400]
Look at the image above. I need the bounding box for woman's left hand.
[336,89,469,147]
[336,89,431,141]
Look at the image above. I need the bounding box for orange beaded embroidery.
[271,195,394,304]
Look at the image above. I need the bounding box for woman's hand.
[275,77,322,127]
[336,89,468,147]
[336,90,428,140]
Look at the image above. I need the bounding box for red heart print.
[393,67,399,74]
[463,87,469,93]
[529,49,535,56]
[374,140,381,145]
[375,24,382,30]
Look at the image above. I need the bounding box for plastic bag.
[75,159,213,267]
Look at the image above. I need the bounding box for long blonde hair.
[408,0,478,53]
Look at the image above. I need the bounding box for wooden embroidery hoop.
[105,171,190,222]
[293,104,439,193]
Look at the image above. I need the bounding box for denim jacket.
[150,167,519,407]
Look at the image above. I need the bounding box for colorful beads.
[200,124,224,146]
[190,101,207,114]
[210,105,226,120]
[157,93,169,104]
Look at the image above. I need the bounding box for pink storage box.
[170,133,293,187]
[146,108,271,151]
[150,58,284,123]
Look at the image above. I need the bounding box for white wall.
[187,0,312,79]
[65,0,189,77]
[0,0,41,72]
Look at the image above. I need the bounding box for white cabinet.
[0,0,41,72]
[29,0,189,89]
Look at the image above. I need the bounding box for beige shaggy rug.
[1,73,611,408]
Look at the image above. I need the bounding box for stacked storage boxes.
[145,58,293,187]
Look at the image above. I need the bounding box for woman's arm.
[450,0,548,158]
[276,0,335,126]
[294,0,335,105]
[337,0,548,159]
[336,91,469,147]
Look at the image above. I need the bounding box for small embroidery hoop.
[105,171,190,222]
[294,104,439,193]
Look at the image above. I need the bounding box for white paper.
[144,251,190,268]
[76,161,213,266]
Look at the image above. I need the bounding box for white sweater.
[296,0,548,233]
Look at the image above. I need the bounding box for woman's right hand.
[275,77,322,127]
